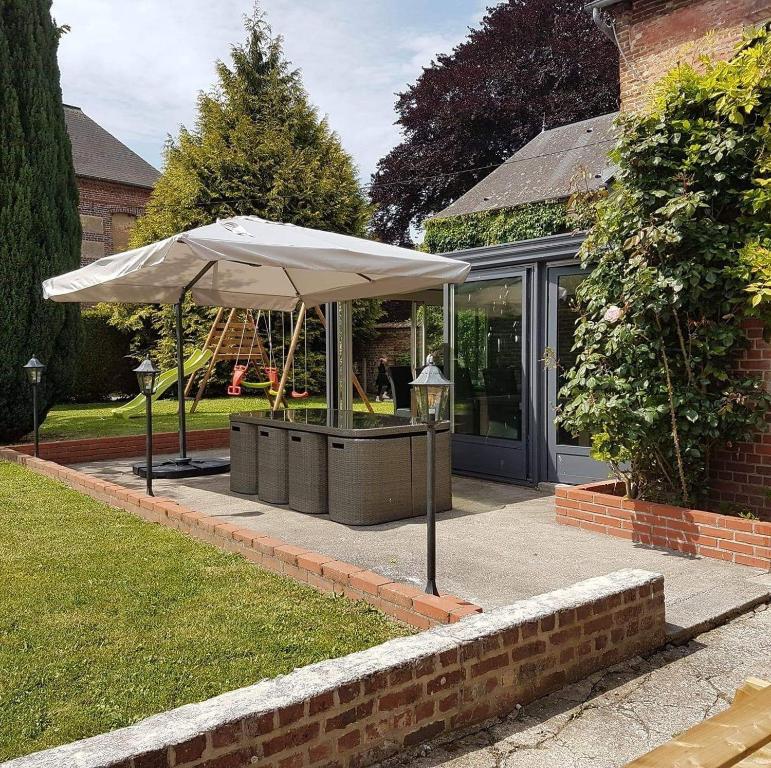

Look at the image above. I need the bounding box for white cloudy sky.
[52,0,488,182]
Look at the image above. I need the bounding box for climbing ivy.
[423,201,568,253]
[558,28,771,507]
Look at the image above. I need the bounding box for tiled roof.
[433,112,619,219]
[64,105,160,189]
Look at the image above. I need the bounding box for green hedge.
[71,308,136,402]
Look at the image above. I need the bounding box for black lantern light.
[411,363,451,423]
[23,356,46,457]
[410,362,452,595]
[134,358,160,496]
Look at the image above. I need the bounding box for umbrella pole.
[175,261,216,461]
[175,300,188,460]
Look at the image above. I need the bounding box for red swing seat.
[290,389,310,399]
[227,364,248,396]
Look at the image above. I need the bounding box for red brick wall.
[611,0,771,111]
[354,323,412,394]
[10,429,230,465]
[557,482,771,570]
[77,176,152,264]
[710,319,771,518]
[2,557,664,768]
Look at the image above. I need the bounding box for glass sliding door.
[451,272,528,481]
[546,267,608,484]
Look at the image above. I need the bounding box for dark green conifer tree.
[0,0,81,441]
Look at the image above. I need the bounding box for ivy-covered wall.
[423,200,568,253]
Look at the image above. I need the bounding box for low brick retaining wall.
[557,481,771,571]
[1,569,665,768]
[9,428,230,464]
[0,448,480,629]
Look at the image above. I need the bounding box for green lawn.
[37,395,393,442]
[0,462,407,760]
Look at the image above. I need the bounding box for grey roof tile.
[64,105,160,189]
[433,112,619,219]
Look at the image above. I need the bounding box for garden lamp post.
[23,356,45,458]
[134,357,160,497]
[410,362,451,596]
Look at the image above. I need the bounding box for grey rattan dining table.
[229,409,451,525]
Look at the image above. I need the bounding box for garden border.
[0,447,481,629]
[1,569,665,768]
[556,481,771,571]
[9,428,230,464]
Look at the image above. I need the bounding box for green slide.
[111,348,213,419]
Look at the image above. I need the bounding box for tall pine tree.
[0,1,81,441]
[108,11,374,369]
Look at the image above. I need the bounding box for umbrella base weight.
[132,457,230,479]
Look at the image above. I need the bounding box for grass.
[0,462,407,760]
[37,395,393,442]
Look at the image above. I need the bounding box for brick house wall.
[77,176,152,265]
[710,320,771,519]
[611,0,771,112]
[606,0,771,516]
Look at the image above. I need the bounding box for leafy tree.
[370,0,619,246]
[107,10,378,382]
[0,1,80,441]
[559,29,771,507]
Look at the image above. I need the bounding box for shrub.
[559,29,771,507]
[71,308,136,402]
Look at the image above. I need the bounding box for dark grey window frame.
[442,231,608,487]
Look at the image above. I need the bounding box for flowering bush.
[559,29,771,506]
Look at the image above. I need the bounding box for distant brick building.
[64,105,159,264]
[588,0,771,111]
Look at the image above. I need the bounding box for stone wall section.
[0,569,665,768]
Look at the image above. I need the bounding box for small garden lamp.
[23,356,45,458]
[410,362,452,596]
[134,357,159,496]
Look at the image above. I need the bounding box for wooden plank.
[626,681,771,768]
[191,307,236,413]
[734,678,771,706]
[271,304,305,412]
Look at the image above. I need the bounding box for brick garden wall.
[0,569,665,768]
[556,481,771,571]
[10,428,230,465]
[77,176,152,264]
[611,0,771,112]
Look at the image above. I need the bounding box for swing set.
[187,302,370,413]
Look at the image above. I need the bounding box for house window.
[111,212,137,253]
[453,277,523,441]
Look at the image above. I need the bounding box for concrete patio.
[75,450,771,639]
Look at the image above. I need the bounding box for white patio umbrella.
[42,216,470,309]
[42,216,470,474]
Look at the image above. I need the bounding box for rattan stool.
[257,426,289,504]
[229,421,259,494]
[288,430,328,514]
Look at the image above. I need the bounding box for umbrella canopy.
[43,216,470,309]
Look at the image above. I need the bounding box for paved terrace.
[75,450,771,638]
